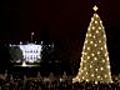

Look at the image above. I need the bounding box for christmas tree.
[73,5,112,84]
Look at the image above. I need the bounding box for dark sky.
[1,0,120,74]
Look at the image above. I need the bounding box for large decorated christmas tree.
[73,5,112,84]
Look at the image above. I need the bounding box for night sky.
[1,0,120,74]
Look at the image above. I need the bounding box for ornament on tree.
[72,5,112,84]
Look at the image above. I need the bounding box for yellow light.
[98,27,102,30]
[100,67,104,71]
[90,41,93,44]
[91,18,94,21]
[104,35,106,38]
[107,57,109,61]
[86,34,89,37]
[95,68,98,71]
[82,76,85,79]
[95,81,98,84]
[99,40,102,43]
[100,78,103,80]
[94,57,98,61]
[93,5,98,12]
[93,35,96,38]
[109,72,111,76]
[96,30,99,34]
[84,60,87,63]
[101,47,104,50]
[80,63,83,66]
[95,21,98,24]
[102,59,105,63]
[83,46,85,49]
[87,47,90,50]
[107,65,110,69]
[92,26,95,30]
[105,53,107,56]
[84,67,87,70]
[91,53,95,56]
[85,40,88,44]
[91,74,94,77]
[86,79,89,82]
[86,72,88,75]
[89,34,92,37]
[88,27,91,31]
[97,51,100,55]
[100,20,102,24]
[94,44,97,47]
[97,76,100,79]
[87,56,90,59]
[95,14,99,18]
[104,74,107,78]
[90,65,93,68]
[104,45,107,49]
[81,70,83,73]
[84,52,87,55]
[82,52,84,55]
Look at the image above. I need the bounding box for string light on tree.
[90,41,93,44]
[95,21,98,24]
[93,35,96,38]
[92,26,95,30]
[72,5,112,84]
[98,26,102,30]
[91,53,95,56]
[91,74,94,77]
[100,67,104,71]
[97,51,100,55]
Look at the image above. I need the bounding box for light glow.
[19,43,42,63]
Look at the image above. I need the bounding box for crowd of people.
[0,71,120,90]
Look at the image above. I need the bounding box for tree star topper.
[93,5,98,12]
